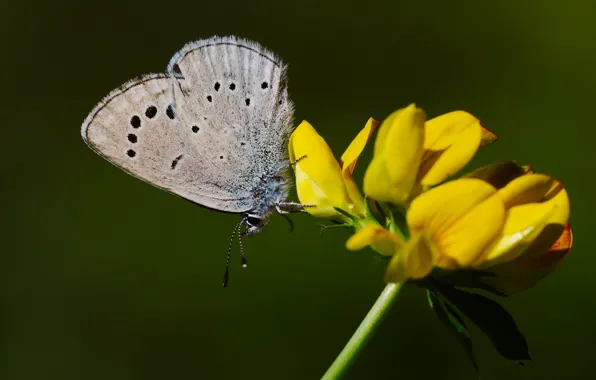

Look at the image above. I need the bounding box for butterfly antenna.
[238,219,248,268]
[222,218,245,288]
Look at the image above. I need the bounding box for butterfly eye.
[246,216,262,226]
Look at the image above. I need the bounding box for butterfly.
[81,36,305,285]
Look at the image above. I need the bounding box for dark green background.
[3,0,594,379]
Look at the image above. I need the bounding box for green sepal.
[378,202,409,241]
[427,289,480,375]
[319,223,353,232]
[332,206,357,222]
[365,197,387,226]
[433,282,531,362]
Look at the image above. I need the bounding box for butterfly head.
[243,213,266,236]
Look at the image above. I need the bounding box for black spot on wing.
[145,106,157,118]
[171,154,184,169]
[130,115,141,128]
[166,104,175,119]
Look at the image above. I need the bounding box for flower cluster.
[288,104,572,293]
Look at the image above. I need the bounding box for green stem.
[321,282,404,380]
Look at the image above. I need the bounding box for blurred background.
[2,0,595,379]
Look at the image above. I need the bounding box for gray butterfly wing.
[165,36,295,210]
[81,73,253,213]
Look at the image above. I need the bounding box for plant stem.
[321,282,404,380]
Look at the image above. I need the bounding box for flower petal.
[406,232,440,279]
[483,225,572,294]
[419,111,483,187]
[346,225,403,256]
[293,167,345,218]
[516,223,572,269]
[475,202,557,266]
[497,173,564,208]
[480,126,498,146]
[477,184,570,266]
[385,231,439,282]
[340,118,379,215]
[385,230,440,283]
[342,178,365,217]
[289,121,352,217]
[407,179,506,267]
[423,111,479,150]
[521,164,534,174]
[463,161,527,189]
[550,223,573,252]
[340,118,379,176]
[364,104,426,205]
[384,253,408,283]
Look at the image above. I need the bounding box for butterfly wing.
[166,36,295,203]
[82,36,295,215]
[81,73,253,213]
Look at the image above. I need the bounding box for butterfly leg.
[290,155,307,166]
[279,213,295,233]
[272,155,306,177]
[275,202,314,233]
[276,201,315,214]
[278,155,307,173]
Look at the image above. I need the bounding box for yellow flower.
[346,224,403,257]
[466,164,570,269]
[347,178,504,280]
[348,170,570,285]
[363,104,496,206]
[435,160,572,293]
[288,118,378,221]
[482,223,572,294]
[389,178,506,281]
